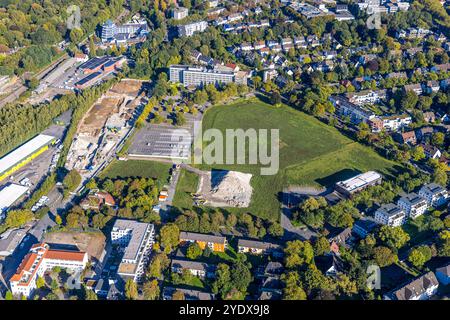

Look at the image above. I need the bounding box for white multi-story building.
[10,243,88,298]
[397,193,428,219]
[335,171,382,197]
[169,65,248,87]
[111,219,155,283]
[178,21,208,37]
[418,183,449,207]
[346,89,387,106]
[329,95,377,124]
[375,204,407,227]
[173,7,189,20]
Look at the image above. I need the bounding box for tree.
[270,91,282,106]
[284,240,314,268]
[373,246,398,267]
[411,146,425,161]
[281,271,307,300]
[314,237,330,256]
[143,279,160,300]
[63,169,82,193]
[3,209,34,229]
[172,290,185,300]
[5,291,13,300]
[124,279,138,300]
[186,243,202,260]
[268,222,284,237]
[377,226,410,249]
[36,276,45,289]
[408,245,432,268]
[160,223,180,252]
[55,215,62,225]
[212,263,231,298]
[230,261,252,294]
[225,214,237,229]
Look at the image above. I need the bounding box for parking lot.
[128,124,193,160]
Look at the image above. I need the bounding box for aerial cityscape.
[0,0,450,306]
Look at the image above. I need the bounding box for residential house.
[237,239,283,257]
[163,287,215,300]
[415,126,434,142]
[80,191,116,210]
[424,80,440,94]
[394,130,417,145]
[384,272,439,300]
[171,259,216,279]
[179,232,227,252]
[420,143,442,160]
[404,83,423,95]
[435,263,450,285]
[418,183,449,207]
[352,219,378,238]
[423,112,436,123]
[397,193,428,219]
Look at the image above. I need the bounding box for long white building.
[0,134,55,182]
[169,65,248,87]
[178,21,208,37]
[0,183,29,220]
[10,243,88,298]
[111,219,155,283]
[335,171,382,197]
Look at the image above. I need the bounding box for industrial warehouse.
[0,183,29,220]
[0,134,55,182]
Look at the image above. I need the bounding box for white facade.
[173,7,188,20]
[375,204,406,227]
[419,183,448,207]
[178,21,208,37]
[10,243,88,298]
[397,193,428,219]
[111,219,155,283]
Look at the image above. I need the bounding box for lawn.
[185,97,402,221]
[99,159,171,186]
[172,169,200,211]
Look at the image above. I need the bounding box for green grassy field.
[183,97,402,221]
[99,159,171,186]
[172,169,200,211]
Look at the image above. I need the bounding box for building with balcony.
[374,203,407,227]
[111,219,155,283]
[418,183,448,207]
[397,193,428,219]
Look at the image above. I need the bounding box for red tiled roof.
[44,250,86,261]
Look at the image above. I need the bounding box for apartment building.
[237,239,283,257]
[169,65,247,87]
[10,243,88,298]
[171,259,216,279]
[418,183,449,207]
[374,203,407,227]
[179,232,227,252]
[329,95,376,124]
[369,114,412,132]
[178,21,208,37]
[345,89,387,106]
[384,272,439,300]
[173,7,189,20]
[111,219,155,283]
[397,193,428,219]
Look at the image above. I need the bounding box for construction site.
[65,79,147,180]
[193,169,253,208]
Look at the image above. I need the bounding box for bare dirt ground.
[44,231,106,261]
[110,79,145,96]
[196,170,253,208]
